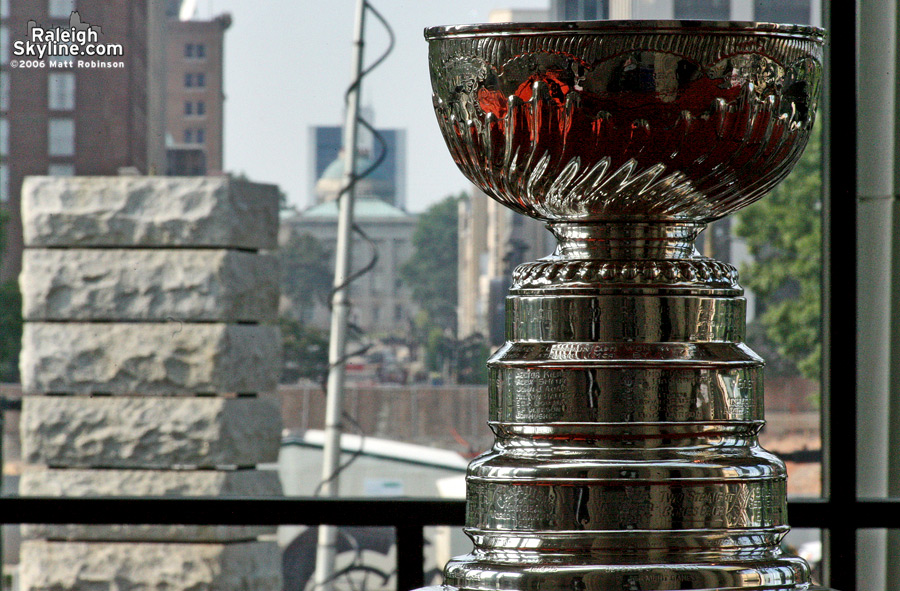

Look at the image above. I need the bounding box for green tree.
[400,194,461,332]
[279,316,329,384]
[280,231,333,322]
[735,127,821,381]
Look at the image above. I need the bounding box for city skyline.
[192,0,547,213]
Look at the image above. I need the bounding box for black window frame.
[2,3,898,591]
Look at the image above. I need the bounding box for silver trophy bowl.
[424,20,826,591]
[428,20,823,222]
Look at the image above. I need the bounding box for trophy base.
[414,586,836,591]
[432,552,813,591]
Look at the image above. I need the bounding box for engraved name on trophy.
[424,20,826,591]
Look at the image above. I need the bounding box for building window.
[184,43,207,59]
[553,0,609,20]
[185,73,206,88]
[196,128,205,144]
[0,71,8,111]
[0,163,7,202]
[48,73,76,111]
[673,0,730,19]
[184,102,206,117]
[754,0,812,24]
[48,118,75,156]
[48,0,73,18]
[48,43,75,65]
[0,118,8,157]
[48,164,74,176]
[1,26,9,65]
[183,129,193,144]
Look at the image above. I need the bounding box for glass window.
[0,71,9,111]
[674,0,730,19]
[183,129,193,144]
[0,163,7,202]
[184,43,194,58]
[184,73,193,88]
[1,26,9,65]
[48,0,72,18]
[48,73,76,111]
[197,101,206,116]
[0,117,8,156]
[48,118,75,156]
[196,128,205,144]
[48,42,75,65]
[196,44,206,58]
[48,164,75,176]
[184,101,193,116]
[754,0,812,24]
[556,0,609,20]
[196,73,206,87]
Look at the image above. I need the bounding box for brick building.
[164,12,230,175]
[0,0,166,281]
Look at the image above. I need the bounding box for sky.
[193,0,549,213]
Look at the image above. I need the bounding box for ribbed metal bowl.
[426,21,825,223]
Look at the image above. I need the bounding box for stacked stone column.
[18,176,283,591]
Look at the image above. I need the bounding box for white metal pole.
[314,0,366,589]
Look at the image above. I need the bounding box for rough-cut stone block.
[22,249,279,322]
[22,397,281,468]
[21,323,280,395]
[20,468,281,541]
[20,541,282,591]
[22,176,278,249]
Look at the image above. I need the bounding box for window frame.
[48,72,76,111]
[0,3,894,591]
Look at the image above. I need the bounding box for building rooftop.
[299,197,412,220]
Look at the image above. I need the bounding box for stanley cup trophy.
[424,20,827,591]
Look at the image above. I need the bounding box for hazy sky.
[194,0,548,213]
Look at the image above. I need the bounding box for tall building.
[550,0,820,25]
[309,119,407,209]
[285,110,414,335]
[164,11,231,175]
[0,0,166,281]
[457,188,555,346]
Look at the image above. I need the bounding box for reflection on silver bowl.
[427,21,824,222]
